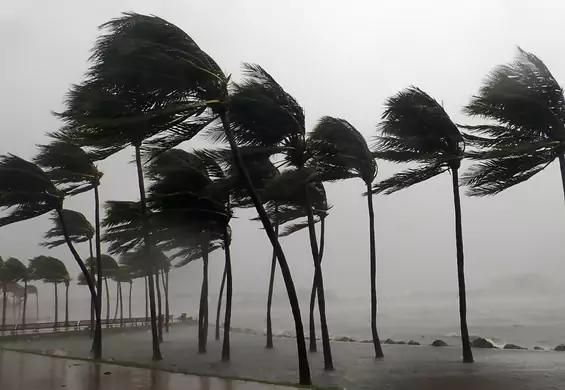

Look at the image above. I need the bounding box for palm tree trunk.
[88,238,95,339]
[198,236,209,354]
[367,186,384,358]
[65,283,69,327]
[155,268,163,342]
[113,281,119,321]
[162,271,169,333]
[128,282,133,320]
[12,295,16,323]
[119,282,123,327]
[93,184,103,359]
[266,204,278,349]
[451,167,474,363]
[36,294,39,321]
[54,283,58,331]
[134,144,162,361]
[215,264,227,341]
[22,281,27,328]
[104,278,110,325]
[304,201,334,371]
[56,207,100,353]
[309,216,326,353]
[144,276,149,320]
[219,111,311,385]
[221,225,233,362]
[2,283,6,335]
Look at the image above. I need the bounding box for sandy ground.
[4,324,565,389]
[0,349,297,390]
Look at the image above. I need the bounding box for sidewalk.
[0,350,299,390]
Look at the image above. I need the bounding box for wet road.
[0,350,298,390]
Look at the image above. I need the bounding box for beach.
[4,324,565,389]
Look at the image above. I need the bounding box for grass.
[0,346,340,390]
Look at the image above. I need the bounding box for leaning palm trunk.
[155,269,163,342]
[265,205,279,349]
[93,184,103,359]
[219,112,311,385]
[451,166,474,363]
[215,265,227,341]
[22,281,28,329]
[221,225,233,362]
[162,271,169,333]
[308,216,326,353]
[88,239,95,339]
[119,282,123,326]
[367,187,384,358]
[134,145,162,360]
[305,200,334,371]
[57,207,100,353]
[198,237,210,354]
[104,278,110,325]
[113,281,120,321]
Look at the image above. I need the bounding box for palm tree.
[55,13,310,381]
[462,48,565,199]
[26,284,39,321]
[64,276,71,327]
[86,254,118,326]
[41,209,97,335]
[29,256,69,330]
[310,116,383,357]
[373,87,473,363]
[0,155,98,334]
[147,149,231,356]
[34,139,105,341]
[113,267,131,326]
[3,258,29,327]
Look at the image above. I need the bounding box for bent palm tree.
[60,13,310,382]
[310,116,383,357]
[462,48,565,198]
[373,87,474,363]
[3,258,28,327]
[86,254,118,326]
[0,155,98,334]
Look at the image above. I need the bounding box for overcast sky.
[1,0,565,305]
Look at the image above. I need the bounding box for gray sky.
[1,0,565,303]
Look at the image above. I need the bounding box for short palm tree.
[310,116,383,357]
[29,256,69,330]
[3,258,28,328]
[112,266,132,326]
[462,48,565,198]
[0,155,98,335]
[55,13,310,381]
[86,254,118,325]
[373,87,473,363]
[42,209,97,335]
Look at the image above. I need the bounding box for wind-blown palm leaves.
[373,87,474,363]
[3,258,31,327]
[0,155,98,334]
[34,139,104,357]
[42,209,94,249]
[86,254,118,325]
[462,48,565,197]
[310,116,384,358]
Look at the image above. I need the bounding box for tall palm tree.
[310,116,383,357]
[373,87,473,363]
[55,13,310,381]
[462,48,565,198]
[29,256,69,330]
[3,258,29,327]
[34,139,104,353]
[113,266,131,326]
[0,155,98,336]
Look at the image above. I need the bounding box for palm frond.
[372,164,446,195]
[42,209,94,248]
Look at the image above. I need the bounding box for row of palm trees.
[0,11,561,386]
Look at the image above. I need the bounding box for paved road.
[0,350,297,390]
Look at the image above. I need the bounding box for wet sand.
[4,325,565,389]
[0,350,297,390]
